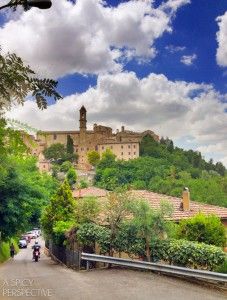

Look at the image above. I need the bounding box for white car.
[19,239,27,248]
[33,228,41,236]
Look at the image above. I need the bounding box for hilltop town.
[30,106,159,170]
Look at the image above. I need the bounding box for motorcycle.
[34,250,39,262]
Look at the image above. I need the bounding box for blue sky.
[55,0,227,97]
[1,0,227,165]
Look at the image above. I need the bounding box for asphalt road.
[0,239,226,300]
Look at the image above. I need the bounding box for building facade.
[33,106,159,170]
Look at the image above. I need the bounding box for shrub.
[60,161,73,173]
[77,223,111,254]
[66,168,77,187]
[177,213,226,247]
[215,259,227,274]
[152,239,226,270]
[79,180,88,189]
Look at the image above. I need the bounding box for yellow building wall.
[97,143,139,161]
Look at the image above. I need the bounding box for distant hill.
[95,136,227,208]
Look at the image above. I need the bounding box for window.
[110,146,113,149]
[134,152,136,155]
[53,134,57,140]
[81,147,84,151]
[95,146,98,151]
[134,145,136,148]
[128,145,130,148]
[128,152,131,155]
[121,152,123,155]
[87,147,89,151]
[121,145,124,149]
[102,146,104,150]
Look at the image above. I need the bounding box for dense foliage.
[0,121,57,240]
[177,213,226,247]
[151,239,226,271]
[0,156,57,239]
[66,168,77,187]
[41,180,76,244]
[43,143,78,164]
[87,150,100,167]
[95,137,227,207]
[76,193,173,261]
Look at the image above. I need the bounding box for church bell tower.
[79,105,87,132]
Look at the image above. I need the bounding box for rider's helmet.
[35,241,38,244]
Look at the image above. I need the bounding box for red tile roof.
[72,187,227,221]
[73,187,107,198]
[132,190,227,221]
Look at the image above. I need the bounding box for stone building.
[33,106,159,170]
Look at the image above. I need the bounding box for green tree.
[129,200,173,262]
[87,150,100,167]
[43,143,77,164]
[0,155,57,239]
[104,190,132,256]
[66,168,77,187]
[0,50,61,112]
[98,149,116,169]
[41,180,76,243]
[66,135,74,155]
[76,197,100,224]
[60,161,73,173]
[43,143,66,163]
[177,213,226,247]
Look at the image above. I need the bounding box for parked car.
[33,228,41,236]
[19,239,27,249]
[22,234,31,243]
[26,231,37,239]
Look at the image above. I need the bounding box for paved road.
[0,239,226,300]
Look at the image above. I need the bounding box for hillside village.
[27,106,159,171]
[1,1,227,298]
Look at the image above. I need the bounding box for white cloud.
[6,71,227,165]
[216,11,227,67]
[0,0,189,78]
[165,45,186,53]
[180,54,197,66]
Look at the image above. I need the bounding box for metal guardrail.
[81,252,227,283]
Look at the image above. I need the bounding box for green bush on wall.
[151,239,226,271]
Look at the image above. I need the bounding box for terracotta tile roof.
[132,190,227,221]
[72,187,227,221]
[73,187,107,198]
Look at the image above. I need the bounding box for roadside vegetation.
[0,39,61,262]
[41,185,227,272]
[0,120,58,260]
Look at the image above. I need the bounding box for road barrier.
[81,252,227,284]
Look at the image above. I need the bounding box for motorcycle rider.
[32,241,41,259]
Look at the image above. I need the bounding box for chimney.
[121,126,125,132]
[182,187,190,211]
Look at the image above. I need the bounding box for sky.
[1,0,227,165]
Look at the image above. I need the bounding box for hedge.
[151,239,226,270]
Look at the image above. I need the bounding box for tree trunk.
[146,238,151,262]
